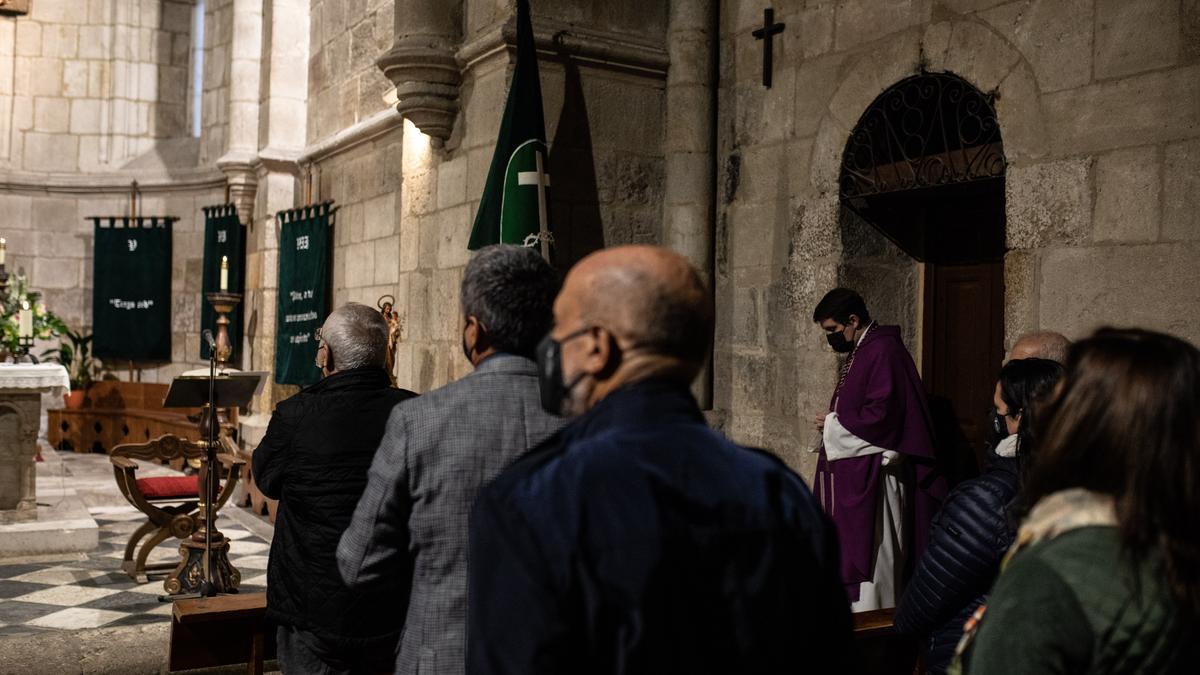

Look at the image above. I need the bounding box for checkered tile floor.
[0,504,270,636]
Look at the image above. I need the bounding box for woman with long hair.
[959,328,1200,673]
[896,358,1063,674]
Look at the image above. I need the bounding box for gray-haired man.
[252,302,417,674]
[338,244,564,674]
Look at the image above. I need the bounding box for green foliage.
[40,328,98,390]
[0,272,67,353]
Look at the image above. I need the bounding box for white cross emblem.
[517,149,552,259]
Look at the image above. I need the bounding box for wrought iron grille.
[839,72,1006,199]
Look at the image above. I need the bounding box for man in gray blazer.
[337,244,564,674]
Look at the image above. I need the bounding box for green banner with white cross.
[467,0,552,259]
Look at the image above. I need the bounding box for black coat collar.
[300,366,392,395]
[562,378,704,445]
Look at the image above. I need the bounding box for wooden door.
[922,262,1005,482]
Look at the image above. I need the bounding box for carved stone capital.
[377,44,461,142]
[216,154,259,227]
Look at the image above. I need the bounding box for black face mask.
[536,328,590,416]
[827,330,854,353]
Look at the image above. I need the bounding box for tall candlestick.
[0,237,7,266]
[220,255,229,291]
[19,300,31,338]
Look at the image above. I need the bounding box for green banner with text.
[274,202,332,387]
[92,217,173,362]
[200,204,245,361]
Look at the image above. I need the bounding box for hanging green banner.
[200,204,245,361]
[274,202,332,386]
[91,217,173,362]
[468,0,552,257]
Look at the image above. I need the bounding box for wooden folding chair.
[109,434,244,581]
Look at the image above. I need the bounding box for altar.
[0,363,69,520]
[0,363,100,558]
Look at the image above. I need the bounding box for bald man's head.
[1008,331,1071,364]
[566,245,713,365]
[547,246,712,415]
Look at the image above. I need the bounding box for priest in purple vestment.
[811,288,947,612]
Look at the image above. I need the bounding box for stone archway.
[806,19,1046,344]
[787,20,1047,480]
[835,70,1008,479]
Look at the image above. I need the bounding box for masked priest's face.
[819,316,860,353]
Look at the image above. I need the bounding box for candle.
[19,300,31,338]
[0,237,7,266]
[220,255,229,291]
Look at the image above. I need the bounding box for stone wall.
[0,0,195,174]
[199,0,233,165]
[306,0,394,144]
[713,0,1200,479]
[0,0,225,385]
[322,127,404,334]
[301,0,669,394]
[0,183,225,383]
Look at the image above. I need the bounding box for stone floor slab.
[26,606,127,630]
[12,584,121,607]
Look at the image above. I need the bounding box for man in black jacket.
[468,246,853,674]
[253,302,416,674]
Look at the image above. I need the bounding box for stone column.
[217,0,264,225]
[663,0,717,407]
[377,0,463,143]
[243,0,308,421]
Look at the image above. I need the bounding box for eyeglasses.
[313,328,327,370]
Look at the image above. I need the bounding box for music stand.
[161,371,263,598]
[163,373,263,409]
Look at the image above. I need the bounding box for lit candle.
[220,255,229,291]
[0,237,7,266]
[19,300,32,338]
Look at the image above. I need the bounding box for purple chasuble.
[813,325,947,602]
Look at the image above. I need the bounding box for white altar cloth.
[0,363,70,394]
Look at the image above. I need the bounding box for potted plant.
[0,271,67,358]
[41,329,98,409]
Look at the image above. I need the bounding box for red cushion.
[136,476,201,500]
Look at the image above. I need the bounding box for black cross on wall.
[752,8,786,88]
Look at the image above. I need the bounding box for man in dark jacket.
[467,245,853,675]
[253,302,416,674]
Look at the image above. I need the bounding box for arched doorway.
[838,71,1007,479]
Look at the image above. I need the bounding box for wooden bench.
[165,595,911,674]
[49,381,201,461]
[170,592,275,674]
[853,608,922,674]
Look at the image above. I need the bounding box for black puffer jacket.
[894,454,1020,674]
[252,367,416,646]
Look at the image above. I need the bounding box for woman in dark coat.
[959,328,1200,674]
[894,357,1063,674]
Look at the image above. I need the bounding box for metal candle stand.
[164,292,243,598]
[14,336,38,364]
